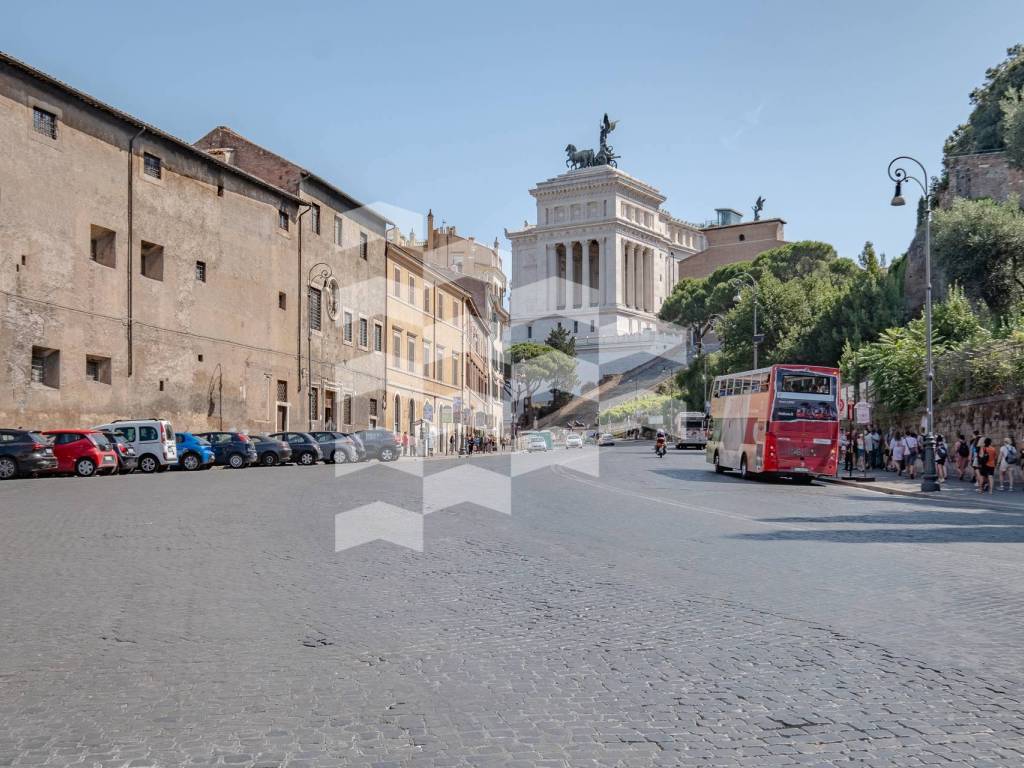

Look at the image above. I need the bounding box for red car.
[43,429,119,477]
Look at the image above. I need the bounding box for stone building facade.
[676,215,787,280]
[0,53,386,432]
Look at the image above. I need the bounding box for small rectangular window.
[276,379,288,402]
[408,275,416,303]
[393,267,401,297]
[437,294,445,320]
[406,335,416,373]
[452,353,460,387]
[334,216,343,246]
[573,321,578,333]
[309,287,322,332]
[436,345,445,382]
[423,286,431,312]
[140,241,164,281]
[359,232,368,259]
[33,107,57,139]
[143,153,162,179]
[373,322,383,352]
[309,386,319,417]
[343,311,353,343]
[527,325,532,339]
[278,291,287,310]
[278,210,289,231]
[344,394,353,424]
[423,340,431,378]
[89,225,116,268]
[358,317,368,348]
[369,398,378,417]
[195,260,207,282]
[85,355,112,385]
[31,346,60,388]
[392,330,402,367]
[310,204,321,235]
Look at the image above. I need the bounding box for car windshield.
[28,432,49,444]
[89,434,112,450]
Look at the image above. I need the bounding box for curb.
[820,475,1024,512]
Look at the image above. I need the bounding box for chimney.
[426,209,434,252]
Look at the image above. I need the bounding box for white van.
[95,419,178,473]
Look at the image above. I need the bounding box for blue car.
[174,432,216,471]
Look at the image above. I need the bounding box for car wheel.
[0,456,18,480]
[228,453,245,469]
[298,451,316,466]
[379,447,396,462]
[335,450,349,464]
[261,452,278,467]
[75,458,97,477]
[139,454,158,474]
[740,454,749,479]
[714,452,725,474]
[182,452,200,471]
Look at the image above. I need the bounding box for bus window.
[741,377,752,394]
[777,372,835,395]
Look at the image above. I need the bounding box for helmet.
[657,430,666,437]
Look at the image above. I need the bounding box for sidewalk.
[823,467,1024,510]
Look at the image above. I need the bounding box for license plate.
[792,467,809,472]
[813,438,832,445]
[103,456,115,463]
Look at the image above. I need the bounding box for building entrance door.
[324,391,336,430]
[276,405,288,431]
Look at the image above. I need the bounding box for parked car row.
[0,421,404,479]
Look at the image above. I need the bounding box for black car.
[100,430,138,474]
[250,434,293,466]
[310,431,359,464]
[0,428,58,479]
[194,431,258,468]
[353,429,402,462]
[268,432,323,466]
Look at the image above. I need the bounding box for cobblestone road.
[3,444,1024,766]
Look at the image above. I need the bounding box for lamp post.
[887,155,940,492]
[306,261,333,431]
[731,275,761,368]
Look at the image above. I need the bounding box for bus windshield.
[772,369,838,422]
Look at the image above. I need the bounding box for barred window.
[369,398,378,417]
[392,329,402,367]
[359,232,368,259]
[143,153,162,179]
[195,261,207,282]
[308,287,322,332]
[343,311,353,343]
[343,394,353,424]
[276,379,288,402]
[278,209,289,231]
[33,107,57,139]
[334,216,343,246]
[373,322,383,352]
[310,387,319,417]
[311,204,321,235]
[358,317,368,348]
[423,340,431,378]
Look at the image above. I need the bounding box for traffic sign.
[855,400,871,425]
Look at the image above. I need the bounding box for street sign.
[440,405,453,424]
[855,400,871,425]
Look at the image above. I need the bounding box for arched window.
[393,394,401,434]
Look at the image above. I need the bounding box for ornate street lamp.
[887,155,940,492]
[731,274,762,368]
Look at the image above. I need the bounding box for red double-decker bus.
[706,364,840,481]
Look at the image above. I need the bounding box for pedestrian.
[855,430,866,471]
[449,434,456,454]
[904,431,919,480]
[954,433,970,481]
[401,431,409,456]
[998,436,1018,491]
[977,437,997,494]
[872,427,883,468]
[467,436,474,455]
[890,431,907,477]
[934,434,948,483]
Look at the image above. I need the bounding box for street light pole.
[888,155,940,493]
[732,275,760,368]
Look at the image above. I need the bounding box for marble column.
[624,243,632,308]
[547,243,556,311]
[573,241,582,309]
[556,244,566,309]
[634,245,642,311]
[582,240,591,308]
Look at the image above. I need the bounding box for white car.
[565,434,584,449]
[94,418,178,473]
[598,433,615,446]
[526,435,549,452]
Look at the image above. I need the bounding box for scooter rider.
[655,430,667,458]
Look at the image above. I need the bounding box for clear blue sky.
[6,1,1024,266]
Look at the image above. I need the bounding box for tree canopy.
[945,44,1024,156]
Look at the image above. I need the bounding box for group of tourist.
[840,426,1021,495]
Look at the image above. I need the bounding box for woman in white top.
[904,432,919,479]
[890,432,906,476]
[998,437,1018,491]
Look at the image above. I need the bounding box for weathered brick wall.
[944,151,1024,203]
[933,393,1024,441]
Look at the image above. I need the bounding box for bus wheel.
[714,452,725,474]
[740,454,749,479]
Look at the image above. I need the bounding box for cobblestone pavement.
[3,444,1024,767]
